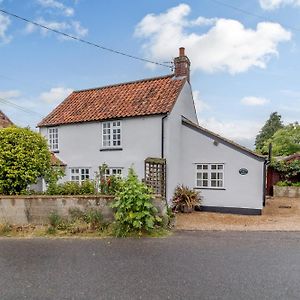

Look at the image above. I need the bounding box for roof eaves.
[182,117,266,162]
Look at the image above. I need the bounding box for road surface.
[1,231,300,299]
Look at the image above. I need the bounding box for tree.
[0,127,52,195]
[255,112,284,154]
[262,123,300,156]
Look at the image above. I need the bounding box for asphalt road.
[1,231,300,300]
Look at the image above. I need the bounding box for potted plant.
[172,185,201,213]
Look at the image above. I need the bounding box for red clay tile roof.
[0,110,13,128]
[38,75,186,127]
[50,152,66,166]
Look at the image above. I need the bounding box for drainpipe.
[161,114,168,158]
[161,114,168,207]
[263,143,272,206]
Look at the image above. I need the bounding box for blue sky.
[0,0,299,148]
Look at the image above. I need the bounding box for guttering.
[161,114,168,158]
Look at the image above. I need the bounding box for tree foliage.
[262,123,300,156]
[255,112,284,153]
[0,127,52,195]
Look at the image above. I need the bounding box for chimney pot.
[174,47,190,82]
[179,47,185,57]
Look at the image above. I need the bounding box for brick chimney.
[174,47,190,82]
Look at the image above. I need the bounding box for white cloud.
[193,90,210,114]
[25,17,88,38]
[0,14,11,44]
[135,3,291,74]
[36,0,74,16]
[0,90,21,99]
[40,87,73,104]
[259,0,300,10]
[241,96,270,106]
[199,117,262,146]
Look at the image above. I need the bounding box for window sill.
[194,187,226,191]
[100,147,123,152]
[51,150,60,153]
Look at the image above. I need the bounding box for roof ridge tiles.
[74,74,176,93]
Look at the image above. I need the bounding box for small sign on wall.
[239,168,248,175]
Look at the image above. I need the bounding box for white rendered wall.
[164,81,198,202]
[181,124,264,210]
[40,115,162,182]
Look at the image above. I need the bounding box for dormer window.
[48,127,59,152]
[102,121,121,148]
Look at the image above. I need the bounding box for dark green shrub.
[111,168,161,237]
[0,127,52,195]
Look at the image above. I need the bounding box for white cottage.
[38,48,266,215]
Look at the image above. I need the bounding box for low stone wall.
[274,186,300,198]
[0,195,167,225]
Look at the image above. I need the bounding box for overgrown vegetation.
[172,185,201,213]
[111,168,162,237]
[276,181,300,187]
[271,159,300,181]
[95,164,122,195]
[46,180,96,195]
[45,164,122,196]
[0,127,52,195]
[47,208,108,235]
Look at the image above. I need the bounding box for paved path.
[1,232,300,299]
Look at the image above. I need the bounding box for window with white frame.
[102,121,121,148]
[70,168,90,184]
[48,127,59,151]
[104,167,123,178]
[196,164,224,188]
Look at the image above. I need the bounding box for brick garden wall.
[0,195,167,225]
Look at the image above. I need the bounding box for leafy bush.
[271,159,300,181]
[80,180,96,195]
[111,168,161,237]
[0,127,52,195]
[46,180,96,195]
[172,185,201,212]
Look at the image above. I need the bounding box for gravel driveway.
[176,197,300,231]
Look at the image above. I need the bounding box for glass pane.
[211,165,217,170]
[211,180,217,187]
[203,165,208,170]
[203,180,208,187]
[218,165,223,170]
[211,173,217,179]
